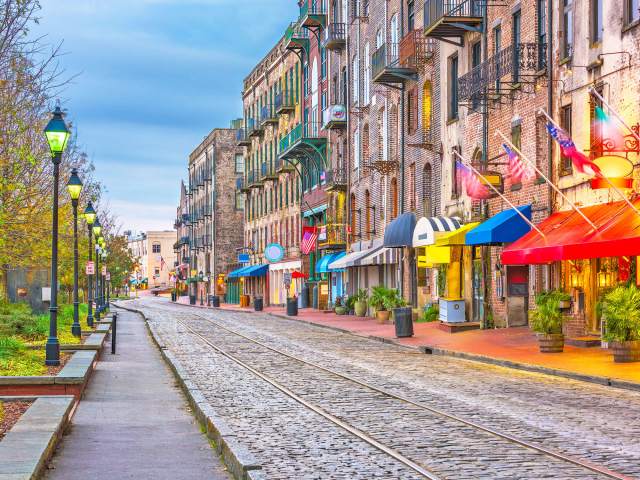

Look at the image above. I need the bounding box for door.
[472,259,484,323]
[507,265,529,327]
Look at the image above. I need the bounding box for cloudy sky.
[34,0,296,233]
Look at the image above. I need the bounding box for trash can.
[300,284,309,308]
[171,292,177,302]
[393,307,414,338]
[189,295,196,305]
[211,295,220,308]
[287,297,298,316]
[254,296,263,311]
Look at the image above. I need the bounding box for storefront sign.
[283,272,292,289]
[85,261,95,275]
[264,243,285,263]
[238,253,250,264]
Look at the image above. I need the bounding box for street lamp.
[83,202,96,327]
[43,106,71,366]
[101,249,108,311]
[66,168,83,337]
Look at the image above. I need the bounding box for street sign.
[86,261,95,275]
[106,272,111,281]
[264,243,285,263]
[102,265,107,276]
[238,253,250,264]
[283,272,292,289]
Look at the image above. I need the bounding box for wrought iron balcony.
[236,127,251,146]
[261,161,278,181]
[260,104,279,126]
[203,203,212,217]
[284,22,309,52]
[322,104,347,130]
[178,236,190,246]
[423,0,483,43]
[275,91,296,114]
[363,154,399,175]
[279,122,326,160]
[322,23,346,50]
[318,224,347,249]
[299,0,326,28]
[181,213,192,224]
[458,43,547,101]
[247,117,263,138]
[247,170,264,189]
[324,168,348,192]
[236,176,250,193]
[372,31,432,84]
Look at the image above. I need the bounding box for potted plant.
[530,290,570,353]
[334,296,347,316]
[602,285,640,362]
[369,286,392,323]
[354,289,368,317]
[345,295,356,315]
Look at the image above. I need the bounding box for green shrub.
[417,304,439,323]
[369,287,406,311]
[530,290,570,334]
[345,295,356,310]
[602,285,640,342]
[355,288,368,303]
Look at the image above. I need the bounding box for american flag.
[160,256,166,270]
[300,226,318,255]
[456,161,491,200]
[503,144,535,184]
[546,122,601,176]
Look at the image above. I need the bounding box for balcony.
[372,31,432,84]
[322,23,346,50]
[324,168,348,192]
[181,213,192,225]
[423,0,483,44]
[247,170,264,189]
[299,0,326,28]
[178,236,190,246]
[276,157,295,173]
[203,203,212,217]
[202,235,212,248]
[275,91,296,114]
[407,125,435,150]
[247,117,263,138]
[236,127,251,146]
[322,104,347,130]
[284,22,309,52]
[458,43,547,101]
[279,122,327,161]
[261,161,279,181]
[260,104,279,127]
[236,176,250,193]
[363,154,399,175]
[318,224,347,250]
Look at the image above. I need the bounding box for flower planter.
[354,301,368,317]
[375,310,390,324]
[610,340,640,363]
[334,306,347,315]
[537,333,564,353]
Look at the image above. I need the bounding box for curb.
[114,303,263,480]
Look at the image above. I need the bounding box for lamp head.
[92,218,102,237]
[44,106,71,155]
[84,201,96,226]
[66,168,83,200]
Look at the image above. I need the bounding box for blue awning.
[383,212,417,247]
[316,252,346,274]
[227,265,251,279]
[327,252,346,272]
[466,205,532,246]
[241,264,268,277]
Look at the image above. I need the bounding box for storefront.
[269,260,303,306]
[226,264,268,306]
[502,199,640,337]
[315,251,346,307]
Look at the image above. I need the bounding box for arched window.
[390,177,398,220]
[365,190,371,240]
[423,163,433,217]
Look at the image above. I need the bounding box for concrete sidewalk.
[44,308,230,480]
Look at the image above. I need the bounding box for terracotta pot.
[335,306,347,316]
[376,310,390,324]
[610,340,640,363]
[354,301,368,317]
[537,333,564,353]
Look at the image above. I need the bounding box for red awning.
[291,271,308,279]
[502,199,640,265]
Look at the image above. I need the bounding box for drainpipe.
[481,2,490,328]
[546,0,554,291]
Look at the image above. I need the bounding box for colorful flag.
[546,122,601,176]
[503,143,535,184]
[455,161,491,199]
[594,106,625,151]
[300,226,318,255]
[160,256,166,270]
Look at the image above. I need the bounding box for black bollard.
[111,311,117,354]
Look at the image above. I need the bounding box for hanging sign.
[238,253,250,264]
[283,272,292,289]
[264,243,285,263]
[85,261,95,275]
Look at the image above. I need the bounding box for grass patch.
[0,337,46,376]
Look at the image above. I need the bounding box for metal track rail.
[176,319,442,480]
[186,311,635,480]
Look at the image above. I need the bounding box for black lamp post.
[43,106,71,366]
[93,223,102,321]
[199,270,204,305]
[101,249,108,311]
[66,168,83,337]
[84,202,96,327]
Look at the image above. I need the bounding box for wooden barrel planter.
[610,340,640,363]
[537,333,564,353]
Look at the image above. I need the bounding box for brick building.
[186,125,244,304]
[173,181,190,295]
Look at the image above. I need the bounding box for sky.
[34,0,297,233]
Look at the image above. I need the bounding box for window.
[422,81,432,134]
[591,0,603,43]
[589,88,604,159]
[154,267,160,276]
[511,122,522,188]
[350,193,357,239]
[152,243,161,253]
[235,192,244,211]
[512,10,521,83]
[363,43,370,104]
[408,87,418,134]
[354,127,361,170]
[471,42,481,109]
[321,47,327,79]
[235,154,244,174]
[365,190,371,240]
[537,0,547,70]
[352,55,360,103]
[407,0,415,31]
[562,0,573,58]
[494,25,502,92]
[451,147,461,199]
[560,105,573,175]
[423,164,433,217]
[390,178,398,220]
[626,0,639,24]
[409,163,416,211]
[390,14,399,59]
[303,62,309,96]
[448,55,459,120]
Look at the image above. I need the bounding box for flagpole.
[539,108,640,219]
[452,150,546,239]
[495,130,599,232]
[588,87,640,147]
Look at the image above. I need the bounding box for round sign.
[264,243,285,263]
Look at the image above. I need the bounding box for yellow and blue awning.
[466,205,532,246]
[434,223,480,247]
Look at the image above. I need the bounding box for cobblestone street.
[124,298,640,479]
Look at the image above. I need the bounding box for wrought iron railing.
[236,128,249,143]
[324,168,348,189]
[424,0,483,32]
[322,23,346,47]
[285,22,309,44]
[299,0,325,19]
[260,104,276,125]
[275,91,295,112]
[372,33,432,80]
[318,224,348,246]
[247,117,261,136]
[458,43,547,100]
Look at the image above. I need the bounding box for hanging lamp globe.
[84,201,97,226]
[44,106,71,155]
[92,218,102,238]
[66,168,83,200]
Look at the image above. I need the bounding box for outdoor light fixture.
[84,201,96,226]
[43,105,71,366]
[570,272,581,288]
[590,155,634,189]
[66,168,83,200]
[93,218,102,237]
[66,168,83,338]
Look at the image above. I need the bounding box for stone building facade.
[128,231,177,289]
[173,181,190,294]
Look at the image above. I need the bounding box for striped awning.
[412,216,462,247]
[354,246,399,266]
